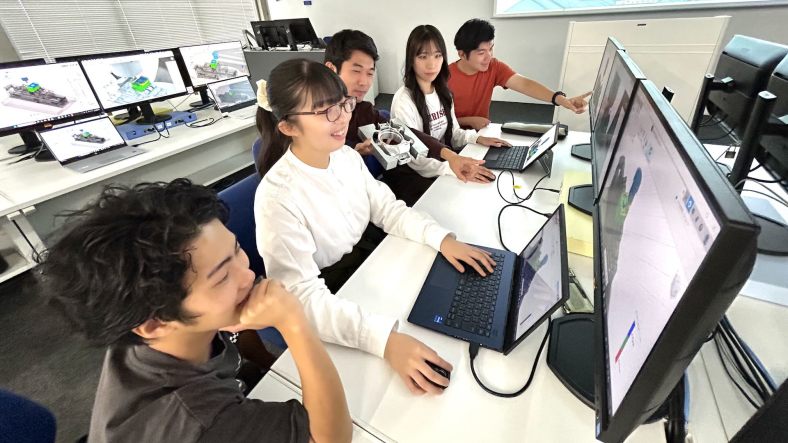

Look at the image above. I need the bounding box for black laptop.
[483,123,560,172]
[408,205,570,354]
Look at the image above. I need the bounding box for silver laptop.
[39,116,144,173]
[208,76,257,119]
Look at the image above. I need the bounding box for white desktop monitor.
[594,80,758,443]
[79,50,187,111]
[39,116,126,164]
[0,60,100,135]
[178,41,250,87]
[590,37,625,131]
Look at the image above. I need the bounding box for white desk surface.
[264,126,666,442]
[0,111,254,217]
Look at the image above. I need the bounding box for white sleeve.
[406,156,453,178]
[449,102,479,148]
[390,88,424,132]
[353,153,453,250]
[256,196,397,358]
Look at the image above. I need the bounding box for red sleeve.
[493,59,517,88]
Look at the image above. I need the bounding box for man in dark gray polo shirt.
[39,179,352,443]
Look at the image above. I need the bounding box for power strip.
[116,111,198,141]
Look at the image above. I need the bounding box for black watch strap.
[551,91,566,106]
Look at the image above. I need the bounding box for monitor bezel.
[593,79,759,443]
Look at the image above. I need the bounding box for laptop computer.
[39,116,144,173]
[483,123,559,172]
[208,76,257,119]
[408,205,569,354]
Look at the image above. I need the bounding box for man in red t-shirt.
[448,19,591,130]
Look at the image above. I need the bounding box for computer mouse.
[426,360,451,388]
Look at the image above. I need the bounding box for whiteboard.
[554,16,730,131]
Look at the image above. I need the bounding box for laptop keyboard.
[494,145,528,170]
[445,251,506,337]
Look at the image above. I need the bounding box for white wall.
[267,1,788,104]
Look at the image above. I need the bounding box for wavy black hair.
[37,179,228,346]
[404,25,454,147]
[256,58,347,177]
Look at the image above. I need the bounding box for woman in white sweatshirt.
[254,58,497,395]
[391,25,511,151]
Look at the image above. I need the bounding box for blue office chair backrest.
[218,174,265,277]
[252,138,262,173]
[218,174,287,350]
[0,389,56,443]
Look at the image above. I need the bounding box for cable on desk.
[468,317,551,398]
[186,116,224,128]
[699,125,737,142]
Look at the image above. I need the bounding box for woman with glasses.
[254,59,496,395]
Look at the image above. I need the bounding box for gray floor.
[0,97,733,443]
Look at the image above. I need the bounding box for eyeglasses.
[283,96,357,123]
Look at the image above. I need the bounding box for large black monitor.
[757,55,788,192]
[0,59,101,154]
[706,35,788,139]
[590,37,626,132]
[591,50,645,201]
[79,50,188,123]
[594,80,759,442]
[251,18,323,51]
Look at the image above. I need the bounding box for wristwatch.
[551,91,567,106]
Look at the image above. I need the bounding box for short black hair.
[324,29,379,72]
[454,19,496,55]
[38,179,229,347]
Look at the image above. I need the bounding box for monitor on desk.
[0,59,102,153]
[79,50,188,124]
[757,55,788,194]
[594,79,759,443]
[178,41,250,87]
[590,37,625,132]
[251,18,324,51]
[591,50,645,201]
[706,35,788,140]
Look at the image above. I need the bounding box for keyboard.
[445,251,506,337]
[493,145,528,170]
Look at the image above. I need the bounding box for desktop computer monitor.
[251,21,292,50]
[590,37,625,132]
[282,18,324,49]
[757,55,788,193]
[707,35,788,139]
[591,50,645,200]
[178,41,250,87]
[79,50,188,123]
[594,79,759,443]
[0,59,101,153]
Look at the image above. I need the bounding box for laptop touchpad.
[486,151,500,160]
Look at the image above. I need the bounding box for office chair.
[0,389,56,443]
[218,174,286,350]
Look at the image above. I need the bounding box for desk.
[258,126,666,442]
[0,106,257,283]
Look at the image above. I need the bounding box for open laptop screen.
[522,124,558,170]
[507,206,568,349]
[40,116,126,164]
[208,76,256,112]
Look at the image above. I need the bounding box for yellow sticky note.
[559,170,593,258]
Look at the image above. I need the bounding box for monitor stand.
[137,103,172,125]
[546,314,686,440]
[7,130,42,155]
[571,143,592,161]
[189,89,215,110]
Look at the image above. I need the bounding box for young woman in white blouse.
[391,25,511,150]
[254,58,496,395]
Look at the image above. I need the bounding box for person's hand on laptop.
[443,150,496,183]
[477,136,512,148]
[384,331,453,395]
[440,236,496,277]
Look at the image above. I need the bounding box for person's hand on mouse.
[444,150,496,183]
[384,331,453,395]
